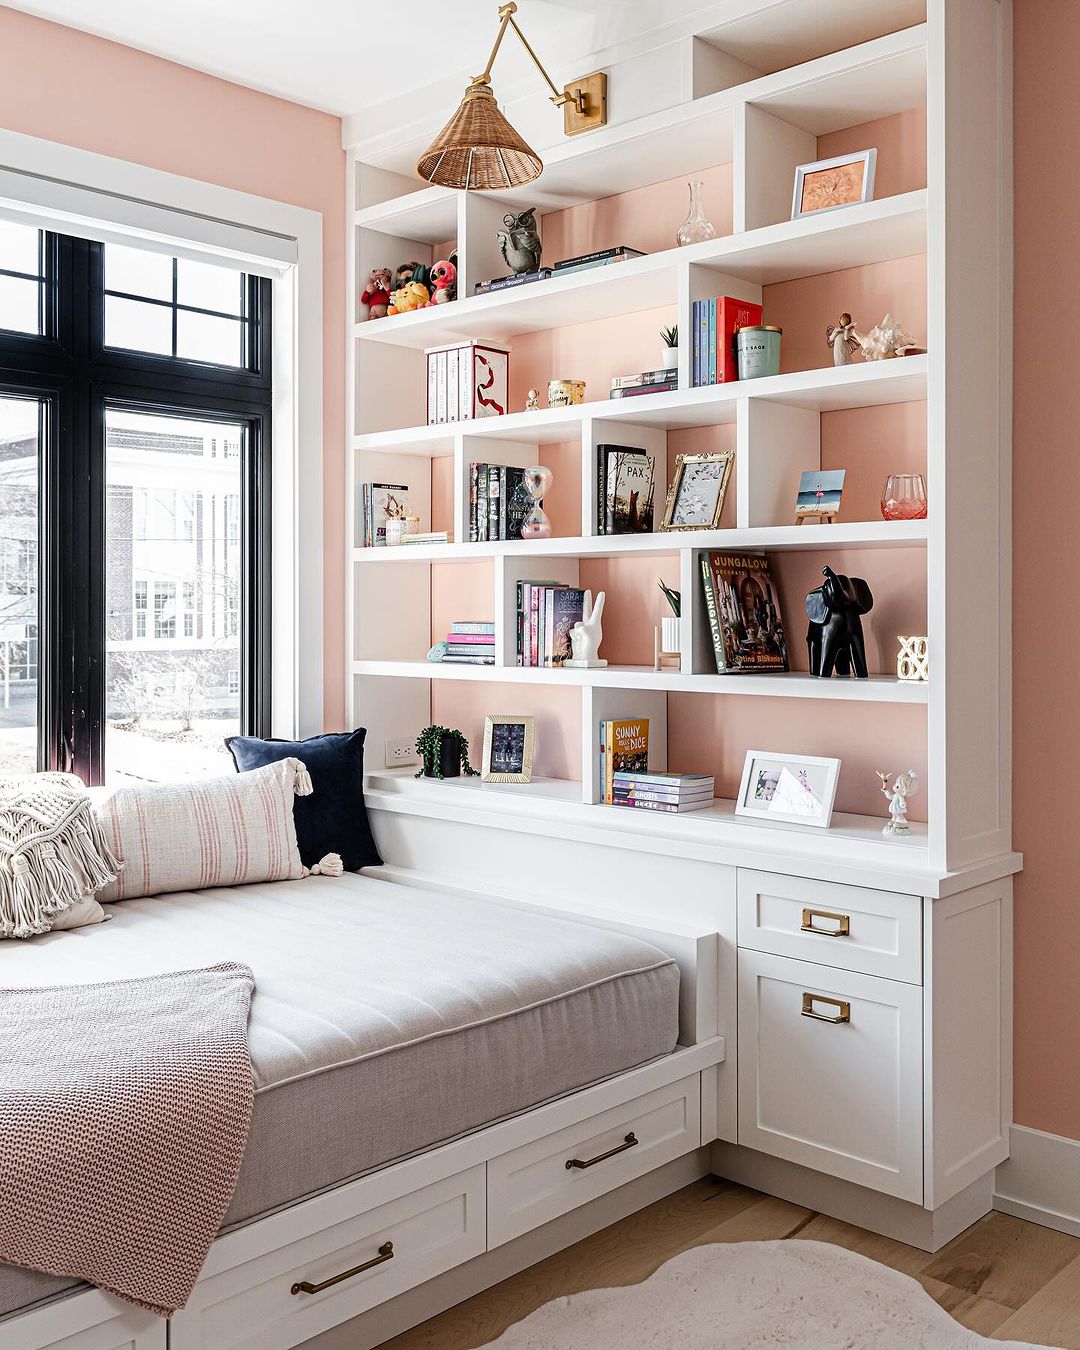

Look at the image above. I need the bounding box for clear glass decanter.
[676,180,717,247]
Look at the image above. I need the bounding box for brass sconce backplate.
[563,72,608,135]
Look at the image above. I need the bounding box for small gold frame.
[660,450,735,531]
[563,72,607,136]
[482,714,536,783]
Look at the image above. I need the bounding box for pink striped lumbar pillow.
[93,758,319,902]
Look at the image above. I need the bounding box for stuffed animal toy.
[387,280,431,315]
[393,260,430,294]
[430,259,457,304]
[360,267,393,320]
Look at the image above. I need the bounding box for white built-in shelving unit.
[345,0,1015,886]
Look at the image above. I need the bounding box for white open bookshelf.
[345,1,1014,883]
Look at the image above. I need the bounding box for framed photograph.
[482,715,536,784]
[735,750,841,829]
[795,468,846,517]
[660,450,735,531]
[791,149,877,220]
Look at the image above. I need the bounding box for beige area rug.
[486,1240,1058,1349]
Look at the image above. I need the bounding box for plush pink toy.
[430,258,457,304]
[361,267,393,320]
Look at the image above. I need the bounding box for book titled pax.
[599,719,650,804]
[599,445,656,535]
[700,551,789,673]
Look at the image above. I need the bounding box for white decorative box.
[425,341,509,425]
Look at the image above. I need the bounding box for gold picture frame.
[660,450,735,531]
[481,715,536,784]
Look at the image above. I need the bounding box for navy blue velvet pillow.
[226,729,382,872]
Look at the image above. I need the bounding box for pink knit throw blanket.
[0,961,255,1316]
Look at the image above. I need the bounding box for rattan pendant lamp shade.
[417,81,543,191]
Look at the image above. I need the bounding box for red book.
[717,296,763,383]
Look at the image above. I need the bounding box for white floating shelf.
[352,356,929,457]
[351,661,927,703]
[352,193,927,351]
[352,520,927,564]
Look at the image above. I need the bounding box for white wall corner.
[994,1125,1080,1239]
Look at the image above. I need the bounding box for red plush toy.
[361,267,393,320]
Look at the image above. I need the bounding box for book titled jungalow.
[700,551,789,673]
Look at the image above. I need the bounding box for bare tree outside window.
[105,409,244,783]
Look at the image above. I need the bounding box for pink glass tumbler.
[880,473,928,521]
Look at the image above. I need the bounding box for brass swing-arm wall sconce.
[416,2,608,191]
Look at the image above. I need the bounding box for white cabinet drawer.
[170,1166,486,1350]
[737,869,922,983]
[2,1294,164,1350]
[488,1074,701,1247]
[738,951,923,1202]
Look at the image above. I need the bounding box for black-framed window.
[0,225,271,785]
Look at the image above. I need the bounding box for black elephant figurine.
[805,566,874,678]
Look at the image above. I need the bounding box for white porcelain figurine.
[877,769,918,836]
[564,590,607,669]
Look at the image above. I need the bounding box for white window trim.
[0,128,324,737]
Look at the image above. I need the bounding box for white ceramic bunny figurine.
[565,590,607,668]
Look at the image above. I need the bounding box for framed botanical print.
[791,149,877,219]
[660,450,734,531]
[481,715,535,783]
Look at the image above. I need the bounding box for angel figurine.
[877,769,918,836]
[524,388,540,411]
[826,312,859,366]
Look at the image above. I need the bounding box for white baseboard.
[299,1147,712,1350]
[994,1125,1080,1238]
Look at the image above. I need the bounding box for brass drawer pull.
[566,1131,638,1170]
[290,1241,394,1296]
[801,993,850,1024]
[801,907,850,937]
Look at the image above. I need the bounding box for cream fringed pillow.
[94,757,331,902]
[0,773,122,939]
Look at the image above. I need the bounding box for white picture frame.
[735,750,841,829]
[791,149,877,220]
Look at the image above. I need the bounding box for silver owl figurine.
[497,208,542,275]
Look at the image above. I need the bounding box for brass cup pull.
[801,907,850,937]
[566,1131,638,1170]
[801,993,850,1024]
[290,1241,394,1296]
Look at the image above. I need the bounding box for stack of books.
[469,463,533,541]
[609,368,678,399]
[516,583,584,667]
[360,481,408,547]
[598,719,650,803]
[474,268,552,296]
[595,444,656,534]
[611,771,715,814]
[553,245,644,277]
[692,296,763,386]
[442,622,495,665]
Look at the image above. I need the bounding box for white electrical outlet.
[385,737,418,766]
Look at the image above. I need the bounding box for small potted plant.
[415,725,479,780]
[659,579,681,654]
[660,325,678,371]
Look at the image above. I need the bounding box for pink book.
[530,587,541,666]
[445,632,495,644]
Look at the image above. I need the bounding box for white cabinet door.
[738,950,923,1202]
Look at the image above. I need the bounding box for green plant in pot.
[415,725,479,779]
[660,324,678,371]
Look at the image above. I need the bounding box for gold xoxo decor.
[897,635,928,683]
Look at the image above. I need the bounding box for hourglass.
[520,465,553,539]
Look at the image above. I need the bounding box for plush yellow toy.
[387,281,431,314]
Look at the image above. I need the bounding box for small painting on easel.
[795,469,846,525]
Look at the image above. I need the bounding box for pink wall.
[0,5,347,726]
[1012,0,1080,1140]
